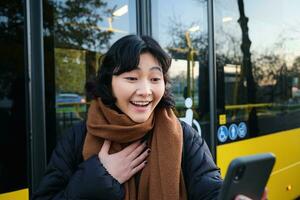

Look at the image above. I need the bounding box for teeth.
[132,101,150,106]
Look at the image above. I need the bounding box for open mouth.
[130,101,152,107]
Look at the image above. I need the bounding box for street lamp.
[106,4,128,33]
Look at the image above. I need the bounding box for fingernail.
[144,161,148,164]
[235,195,249,200]
[147,149,151,153]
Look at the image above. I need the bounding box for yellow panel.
[217,128,300,200]
[219,114,227,125]
[0,189,28,200]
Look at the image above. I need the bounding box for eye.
[124,77,138,81]
[151,77,161,82]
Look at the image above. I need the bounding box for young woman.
[32,35,224,200]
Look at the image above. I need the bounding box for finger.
[100,140,111,155]
[261,188,268,200]
[235,195,252,200]
[130,160,147,176]
[130,148,150,168]
[127,142,147,161]
[120,140,141,156]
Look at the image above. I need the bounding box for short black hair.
[86,34,175,108]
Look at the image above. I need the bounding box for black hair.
[86,34,175,108]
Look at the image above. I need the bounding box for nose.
[136,80,152,97]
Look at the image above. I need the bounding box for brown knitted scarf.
[83,99,187,200]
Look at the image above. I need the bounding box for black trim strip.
[136,0,152,35]
[207,0,217,160]
[25,0,47,195]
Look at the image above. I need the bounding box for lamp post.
[185,31,192,98]
[185,25,200,103]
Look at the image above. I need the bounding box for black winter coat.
[32,121,223,200]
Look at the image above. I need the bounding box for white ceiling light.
[188,25,200,32]
[113,5,128,17]
[222,17,233,23]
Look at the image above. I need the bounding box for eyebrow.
[136,66,163,72]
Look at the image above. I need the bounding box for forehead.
[137,53,162,71]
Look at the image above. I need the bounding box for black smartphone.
[218,153,276,200]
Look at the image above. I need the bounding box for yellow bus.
[1,0,299,199]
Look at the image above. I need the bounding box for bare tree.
[51,0,115,50]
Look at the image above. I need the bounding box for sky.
[216,0,300,65]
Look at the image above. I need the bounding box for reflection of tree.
[292,56,300,76]
[291,56,300,89]
[216,29,242,106]
[253,54,283,86]
[55,48,86,94]
[43,0,118,155]
[216,30,242,67]
[216,0,259,133]
[43,0,118,99]
[0,1,24,99]
[51,0,114,50]
[237,0,256,103]
[0,1,24,40]
[251,36,298,103]
[237,0,258,135]
[217,1,258,104]
[167,18,208,60]
[275,63,290,102]
[166,18,208,109]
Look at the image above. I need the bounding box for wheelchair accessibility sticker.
[238,122,247,138]
[179,98,202,136]
[217,126,228,143]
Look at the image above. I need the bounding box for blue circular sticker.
[229,124,238,140]
[238,122,247,138]
[217,126,229,143]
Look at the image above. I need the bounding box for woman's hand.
[98,140,150,184]
[235,188,268,200]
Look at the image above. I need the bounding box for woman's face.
[112,53,165,123]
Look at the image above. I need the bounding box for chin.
[130,115,151,123]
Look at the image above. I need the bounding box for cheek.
[112,81,136,103]
[111,79,125,100]
[156,84,165,100]
[113,86,129,101]
[111,78,117,92]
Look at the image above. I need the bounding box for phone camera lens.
[233,165,246,182]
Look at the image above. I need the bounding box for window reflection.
[215,0,300,143]
[152,0,209,139]
[52,0,134,50]
[0,0,28,193]
[45,0,136,140]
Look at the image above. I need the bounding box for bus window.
[0,0,28,195]
[215,0,300,143]
[151,0,210,143]
[43,0,137,153]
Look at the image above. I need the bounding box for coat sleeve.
[181,122,223,200]
[32,122,124,200]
